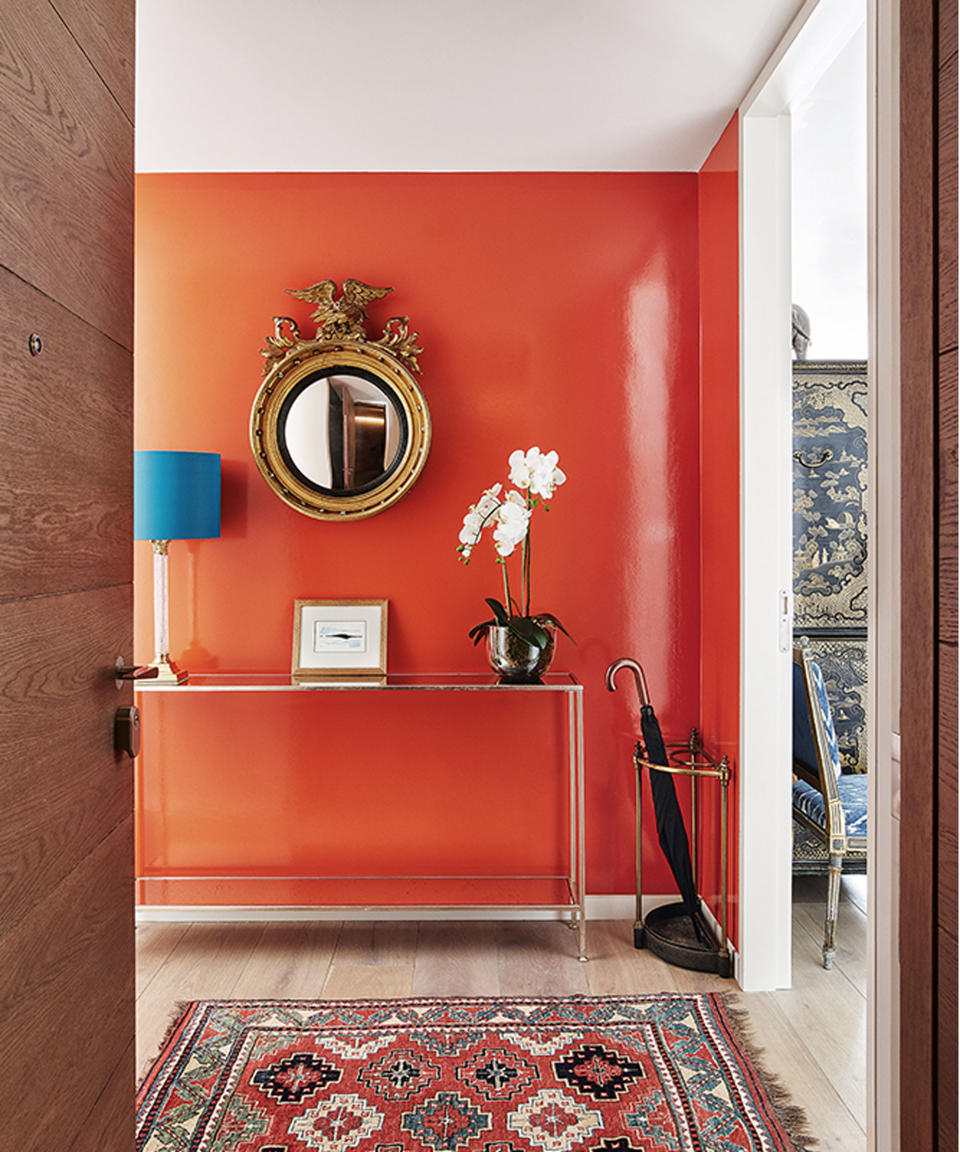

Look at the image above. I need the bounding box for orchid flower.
[457,484,502,560]
[509,446,567,500]
[458,448,572,651]
[493,491,531,557]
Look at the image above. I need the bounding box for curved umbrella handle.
[604,657,651,708]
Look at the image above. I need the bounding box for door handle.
[114,705,141,758]
[115,664,159,681]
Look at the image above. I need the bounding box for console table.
[135,672,587,959]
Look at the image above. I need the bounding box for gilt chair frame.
[793,643,868,968]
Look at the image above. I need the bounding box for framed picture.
[292,599,388,679]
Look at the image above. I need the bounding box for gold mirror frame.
[250,279,431,520]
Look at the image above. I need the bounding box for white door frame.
[865,0,900,1146]
[738,98,794,994]
[738,0,867,995]
[738,0,899,1145]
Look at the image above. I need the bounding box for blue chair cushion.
[793,658,842,780]
[792,773,868,839]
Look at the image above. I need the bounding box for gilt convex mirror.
[251,279,431,519]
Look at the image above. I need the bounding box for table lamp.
[134,450,221,684]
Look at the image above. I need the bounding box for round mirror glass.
[277,367,408,496]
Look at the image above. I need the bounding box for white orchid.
[509,446,567,501]
[457,484,502,559]
[458,448,571,657]
[493,492,531,557]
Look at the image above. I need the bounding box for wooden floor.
[136,874,867,1151]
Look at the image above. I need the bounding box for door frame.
[737,0,899,1146]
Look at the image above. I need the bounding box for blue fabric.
[134,451,221,540]
[794,656,842,781]
[809,660,843,780]
[792,774,868,838]
[792,661,819,776]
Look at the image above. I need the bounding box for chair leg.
[822,854,842,969]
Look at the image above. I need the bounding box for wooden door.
[899,0,958,1146]
[0,0,135,1147]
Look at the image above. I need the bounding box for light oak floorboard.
[793,898,867,996]
[231,922,341,1000]
[134,922,188,996]
[321,962,415,1000]
[496,921,590,996]
[411,921,501,997]
[333,921,419,967]
[584,920,680,996]
[771,931,867,1128]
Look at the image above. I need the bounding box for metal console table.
[136,672,588,959]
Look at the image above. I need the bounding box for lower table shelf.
[136,874,580,911]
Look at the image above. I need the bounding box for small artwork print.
[292,599,387,680]
[313,621,367,654]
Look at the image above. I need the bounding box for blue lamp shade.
[134,451,221,541]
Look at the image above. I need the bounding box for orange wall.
[134,172,704,900]
[697,117,741,939]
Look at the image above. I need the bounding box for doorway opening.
[738,0,898,1146]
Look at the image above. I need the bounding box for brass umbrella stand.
[607,658,733,978]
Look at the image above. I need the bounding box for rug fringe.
[136,1000,197,1092]
[715,993,820,1152]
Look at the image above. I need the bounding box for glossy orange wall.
[697,116,741,940]
[134,172,704,901]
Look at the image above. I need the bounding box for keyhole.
[28,333,42,356]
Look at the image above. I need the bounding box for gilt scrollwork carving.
[259,280,423,374]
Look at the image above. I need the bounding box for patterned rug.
[137,995,812,1152]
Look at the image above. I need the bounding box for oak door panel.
[938,926,959,1149]
[0,584,132,935]
[0,817,133,1151]
[940,350,959,641]
[942,0,958,66]
[940,53,958,352]
[70,1039,136,1152]
[48,0,134,122]
[0,266,132,600]
[939,641,959,931]
[0,0,134,1145]
[0,0,133,346]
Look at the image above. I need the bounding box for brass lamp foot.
[146,655,189,685]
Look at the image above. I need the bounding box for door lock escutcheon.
[114,705,141,759]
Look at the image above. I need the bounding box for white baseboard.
[134,894,664,925]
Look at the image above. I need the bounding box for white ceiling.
[136,0,807,173]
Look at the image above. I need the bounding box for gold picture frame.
[292,599,388,680]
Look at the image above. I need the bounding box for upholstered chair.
[792,644,869,968]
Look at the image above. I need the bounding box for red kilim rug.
[136,994,812,1152]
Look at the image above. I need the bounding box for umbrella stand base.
[635,901,733,978]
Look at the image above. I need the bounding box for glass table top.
[136,671,582,692]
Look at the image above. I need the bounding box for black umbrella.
[607,658,705,943]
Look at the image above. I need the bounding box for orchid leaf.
[509,616,550,648]
[485,597,509,625]
[535,612,574,642]
[468,618,496,645]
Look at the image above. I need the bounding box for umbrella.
[606,658,705,943]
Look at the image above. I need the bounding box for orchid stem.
[501,558,512,616]
[524,495,532,616]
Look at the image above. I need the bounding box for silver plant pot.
[486,622,556,684]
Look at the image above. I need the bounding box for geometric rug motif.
[136,994,812,1152]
